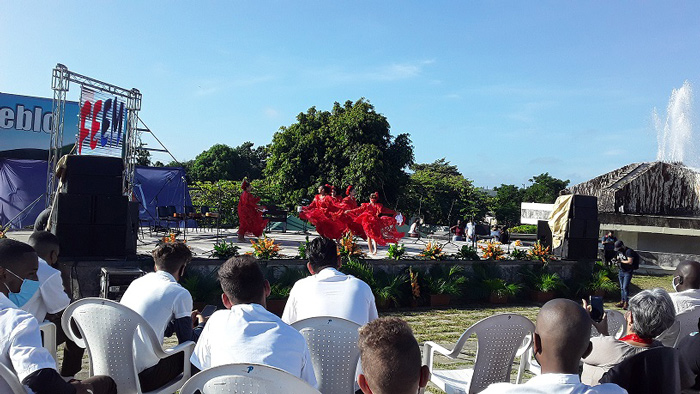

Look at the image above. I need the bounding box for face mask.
[672,276,681,292]
[4,269,40,307]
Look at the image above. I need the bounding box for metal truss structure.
[48,64,142,207]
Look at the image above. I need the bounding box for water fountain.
[570,81,700,270]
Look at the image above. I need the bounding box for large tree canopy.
[188,142,268,182]
[265,99,414,208]
[522,172,570,203]
[400,159,489,225]
[491,184,524,226]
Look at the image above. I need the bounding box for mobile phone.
[200,304,217,318]
[589,296,604,323]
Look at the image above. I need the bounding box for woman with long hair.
[347,192,404,255]
[300,184,345,239]
[337,185,366,239]
[237,179,268,242]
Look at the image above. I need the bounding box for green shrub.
[387,244,406,260]
[455,245,480,260]
[510,224,537,234]
[425,265,468,296]
[211,240,240,259]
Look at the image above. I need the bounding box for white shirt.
[120,271,193,372]
[481,373,627,393]
[20,259,70,323]
[281,267,378,326]
[670,288,700,315]
[466,222,475,236]
[0,293,57,394]
[191,303,316,388]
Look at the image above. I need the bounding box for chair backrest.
[62,298,161,393]
[156,206,169,218]
[0,362,27,394]
[179,363,321,394]
[657,320,681,347]
[457,314,535,393]
[291,317,361,394]
[592,309,626,338]
[166,205,177,216]
[599,347,688,394]
[676,310,700,345]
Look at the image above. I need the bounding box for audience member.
[26,231,84,379]
[601,231,617,266]
[357,317,429,394]
[670,260,700,315]
[581,288,675,385]
[482,299,625,393]
[613,240,639,309]
[676,318,700,392]
[282,236,378,326]
[466,219,475,242]
[450,220,465,241]
[490,226,501,241]
[121,242,205,392]
[0,238,116,394]
[191,256,316,387]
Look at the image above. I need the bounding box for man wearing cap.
[613,240,640,310]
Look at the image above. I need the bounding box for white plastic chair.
[591,309,626,339]
[61,297,194,394]
[657,320,681,347]
[291,316,361,394]
[423,313,535,394]
[39,321,57,364]
[179,363,321,394]
[0,362,27,394]
[675,310,700,345]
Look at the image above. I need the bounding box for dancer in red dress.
[299,184,345,239]
[237,179,268,242]
[347,192,404,255]
[337,185,366,239]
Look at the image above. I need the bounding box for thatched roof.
[570,162,700,217]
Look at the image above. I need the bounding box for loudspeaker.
[94,195,128,225]
[58,155,124,177]
[52,223,127,257]
[564,238,598,260]
[567,218,587,239]
[60,175,123,196]
[125,201,139,256]
[571,195,597,208]
[570,195,598,220]
[537,220,552,248]
[53,194,127,226]
[586,220,600,239]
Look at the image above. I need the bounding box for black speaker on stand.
[562,195,599,260]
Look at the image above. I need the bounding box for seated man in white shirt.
[357,317,429,394]
[670,260,700,314]
[120,242,205,392]
[482,299,626,393]
[191,255,317,388]
[0,238,116,394]
[282,236,378,326]
[27,231,84,379]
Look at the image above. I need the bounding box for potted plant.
[425,265,467,306]
[267,284,291,317]
[509,247,528,260]
[455,245,480,260]
[586,270,619,297]
[483,278,521,304]
[180,268,222,311]
[373,272,408,310]
[479,242,506,260]
[420,241,445,260]
[387,243,406,260]
[211,240,240,259]
[250,235,281,259]
[529,272,565,303]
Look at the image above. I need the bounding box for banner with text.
[0,93,79,160]
[77,87,128,157]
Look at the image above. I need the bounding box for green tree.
[189,142,268,182]
[135,148,151,166]
[400,159,489,225]
[492,184,524,225]
[522,173,570,203]
[265,99,414,208]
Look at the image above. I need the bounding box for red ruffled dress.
[300,195,346,239]
[348,202,404,245]
[237,190,268,237]
[337,196,367,239]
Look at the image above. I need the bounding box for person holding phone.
[121,242,208,391]
[613,241,640,310]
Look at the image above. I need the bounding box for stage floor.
[6,227,502,260]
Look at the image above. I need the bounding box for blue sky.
[2,1,700,188]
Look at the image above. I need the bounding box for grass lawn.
[65,272,673,392]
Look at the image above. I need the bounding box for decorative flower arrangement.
[420,241,445,260]
[513,240,523,247]
[159,232,185,245]
[480,242,506,260]
[250,235,281,259]
[337,232,364,257]
[387,243,406,260]
[528,240,555,265]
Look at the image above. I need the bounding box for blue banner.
[0,93,79,160]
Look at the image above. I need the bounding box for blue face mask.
[4,269,40,307]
